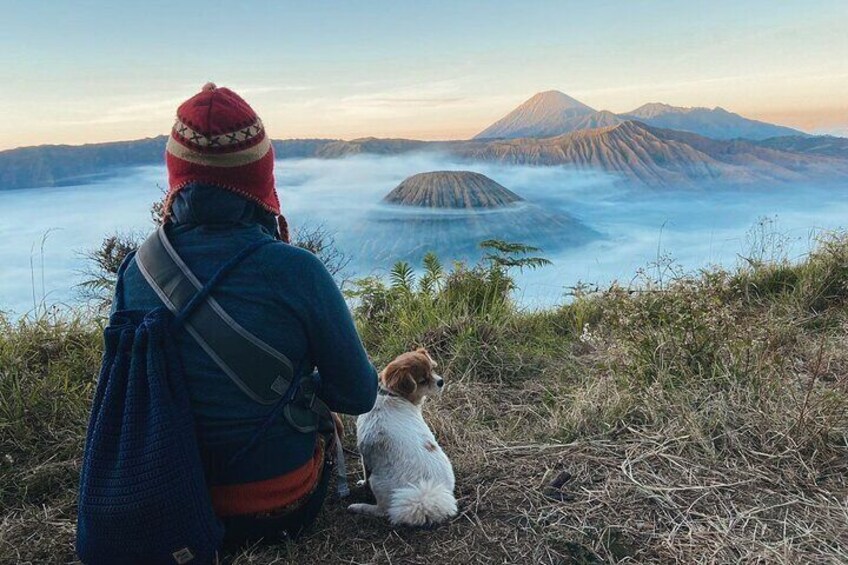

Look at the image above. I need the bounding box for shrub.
[78,232,145,305]
[346,241,550,378]
[794,232,848,312]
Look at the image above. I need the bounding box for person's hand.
[332,412,344,438]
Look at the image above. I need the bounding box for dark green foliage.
[346,242,540,375]
[78,232,145,303]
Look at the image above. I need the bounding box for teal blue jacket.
[114,183,377,485]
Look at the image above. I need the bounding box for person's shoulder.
[254,241,337,306]
[255,240,329,277]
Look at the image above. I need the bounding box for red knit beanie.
[164,83,280,217]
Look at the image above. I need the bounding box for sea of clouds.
[2,153,847,316]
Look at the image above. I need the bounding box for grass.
[1,234,847,563]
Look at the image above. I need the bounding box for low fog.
[2,153,848,315]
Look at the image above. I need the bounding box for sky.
[1,0,846,150]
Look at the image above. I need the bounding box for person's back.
[114,84,377,546]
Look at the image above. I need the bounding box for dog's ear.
[415,347,437,368]
[382,361,417,396]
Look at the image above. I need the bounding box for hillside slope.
[4,234,847,564]
[454,121,848,186]
[753,135,848,158]
[314,137,428,158]
[0,136,169,191]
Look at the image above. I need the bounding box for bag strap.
[134,227,331,432]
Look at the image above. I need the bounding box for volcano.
[473,90,600,140]
[383,171,522,209]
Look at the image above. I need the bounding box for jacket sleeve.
[300,254,378,415]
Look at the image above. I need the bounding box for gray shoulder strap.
[135,227,292,405]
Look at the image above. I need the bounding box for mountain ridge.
[2,91,845,191]
[3,123,846,191]
[455,120,848,186]
[620,102,804,140]
[473,90,807,141]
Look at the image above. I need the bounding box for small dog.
[348,348,457,526]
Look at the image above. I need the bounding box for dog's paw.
[356,479,367,487]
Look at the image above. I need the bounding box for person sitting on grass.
[112,83,378,548]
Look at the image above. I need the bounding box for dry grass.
[235,359,848,564]
[2,234,848,564]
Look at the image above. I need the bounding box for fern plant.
[390,261,415,293]
[419,252,445,296]
[480,239,552,272]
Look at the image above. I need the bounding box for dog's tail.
[387,480,457,526]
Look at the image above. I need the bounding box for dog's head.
[380,347,443,405]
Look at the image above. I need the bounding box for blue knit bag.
[77,239,274,565]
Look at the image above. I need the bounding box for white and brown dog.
[348,348,457,526]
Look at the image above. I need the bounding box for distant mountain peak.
[522,90,595,112]
[473,90,596,140]
[627,102,685,119]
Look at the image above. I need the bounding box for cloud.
[49,84,316,127]
[814,126,848,137]
[5,150,848,315]
[237,85,315,95]
[53,96,185,126]
[338,80,469,112]
[343,96,467,108]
